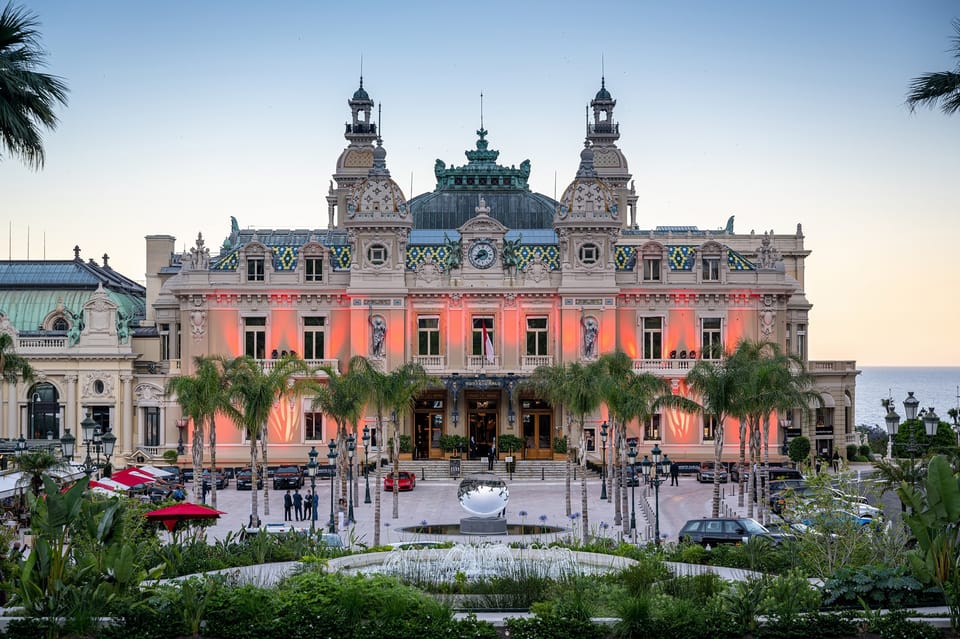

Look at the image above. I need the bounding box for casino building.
[0,78,859,469]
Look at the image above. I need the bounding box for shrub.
[846,444,859,460]
[823,565,925,609]
[553,436,568,454]
[788,436,811,464]
[858,444,872,458]
[868,609,943,639]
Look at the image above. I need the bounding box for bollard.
[541,467,545,481]
[421,467,425,481]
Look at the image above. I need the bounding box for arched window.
[52,317,69,331]
[28,383,60,439]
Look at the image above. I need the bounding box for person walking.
[201,479,209,505]
[304,491,312,521]
[831,450,840,473]
[669,461,679,486]
[311,491,319,524]
[283,490,293,521]
[293,489,304,521]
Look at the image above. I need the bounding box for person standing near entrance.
[283,490,293,521]
[670,461,679,486]
[293,489,303,521]
[487,446,495,471]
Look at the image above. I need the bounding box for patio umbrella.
[145,502,225,532]
[111,468,157,488]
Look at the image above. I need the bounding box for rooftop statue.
[443,234,462,272]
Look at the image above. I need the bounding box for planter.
[553,452,568,461]
[398,452,413,461]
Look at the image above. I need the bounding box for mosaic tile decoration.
[516,245,559,270]
[726,248,754,271]
[667,246,697,270]
[406,245,451,272]
[329,246,352,271]
[615,246,637,271]
[271,246,299,271]
[211,248,239,271]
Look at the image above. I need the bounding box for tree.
[0,2,69,170]
[788,436,811,465]
[906,18,960,116]
[224,355,313,527]
[687,352,744,517]
[0,331,34,383]
[525,362,578,518]
[166,356,232,506]
[16,448,65,498]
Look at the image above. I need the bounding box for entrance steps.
[394,458,599,482]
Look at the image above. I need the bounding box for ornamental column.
[6,382,16,439]
[121,374,133,455]
[64,375,77,436]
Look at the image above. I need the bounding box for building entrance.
[467,394,498,459]
[520,398,553,459]
[413,397,445,460]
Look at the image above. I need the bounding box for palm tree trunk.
[353,425,360,510]
[580,418,589,543]
[747,419,757,519]
[209,416,218,509]
[249,435,260,528]
[761,414,771,525]
[737,417,746,508]
[613,422,622,527]
[564,414,572,517]
[712,420,724,518]
[392,415,399,519]
[374,414,383,546]
[192,421,203,502]
[260,422,270,516]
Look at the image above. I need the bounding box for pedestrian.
[201,480,209,504]
[283,490,293,521]
[469,436,477,459]
[304,491,312,520]
[311,491,319,523]
[815,457,822,475]
[831,450,840,473]
[487,446,495,471]
[670,461,679,486]
[293,489,303,520]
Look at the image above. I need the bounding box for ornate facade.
[0,78,859,469]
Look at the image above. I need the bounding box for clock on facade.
[468,240,497,269]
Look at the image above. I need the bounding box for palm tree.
[0,332,34,383]
[0,3,69,170]
[166,356,232,506]
[906,18,960,116]
[224,355,313,527]
[687,352,744,518]
[16,448,64,498]
[526,363,577,517]
[311,356,370,526]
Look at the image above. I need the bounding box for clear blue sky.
[1,1,958,366]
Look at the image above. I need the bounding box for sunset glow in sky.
[2,1,958,366]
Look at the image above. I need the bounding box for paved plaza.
[189,471,752,547]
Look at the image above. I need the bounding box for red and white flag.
[482,322,495,363]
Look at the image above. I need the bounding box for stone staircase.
[394,458,600,482]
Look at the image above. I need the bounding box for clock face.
[468,240,497,269]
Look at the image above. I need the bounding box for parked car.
[678,517,778,546]
[180,467,195,482]
[623,465,641,487]
[273,466,303,490]
[157,466,184,482]
[201,469,228,489]
[315,464,336,479]
[728,463,750,483]
[236,467,264,490]
[696,461,728,483]
[383,471,416,491]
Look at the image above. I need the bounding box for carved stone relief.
[81,373,115,400]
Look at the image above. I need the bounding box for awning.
[138,465,174,478]
[110,468,157,487]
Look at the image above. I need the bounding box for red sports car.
[383,471,416,492]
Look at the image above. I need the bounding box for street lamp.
[63,414,116,477]
[641,443,670,545]
[627,441,638,538]
[362,426,372,504]
[347,434,356,524]
[327,438,338,533]
[175,418,188,456]
[599,421,608,501]
[306,446,318,534]
[884,391,940,465]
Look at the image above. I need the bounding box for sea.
[854,367,960,429]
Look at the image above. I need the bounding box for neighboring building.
[145,78,858,467]
[0,78,859,471]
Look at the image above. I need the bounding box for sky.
[1,1,958,367]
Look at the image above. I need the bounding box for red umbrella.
[111,468,156,487]
[145,503,225,532]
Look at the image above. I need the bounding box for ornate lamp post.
[641,443,670,545]
[627,441,638,538]
[599,421,608,501]
[362,426,372,504]
[175,418,188,456]
[885,391,940,472]
[346,434,356,524]
[63,414,116,477]
[326,438,338,533]
[306,446,318,534]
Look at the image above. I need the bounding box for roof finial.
[359,54,363,89]
[601,53,605,89]
[377,102,382,144]
[480,91,484,130]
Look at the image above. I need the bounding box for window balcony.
[413,355,446,371]
[631,359,693,373]
[522,355,553,370]
[257,358,339,375]
[17,336,67,353]
[467,355,501,370]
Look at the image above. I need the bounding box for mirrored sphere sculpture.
[458,473,509,518]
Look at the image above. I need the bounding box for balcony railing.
[808,360,857,372]
[413,355,446,371]
[467,355,501,370]
[256,359,339,375]
[632,359,694,373]
[522,355,553,370]
[17,336,67,353]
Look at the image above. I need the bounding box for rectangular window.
[796,324,806,359]
[417,316,440,356]
[642,317,662,360]
[525,317,548,356]
[642,257,661,282]
[159,323,171,360]
[247,257,265,282]
[244,317,267,359]
[304,411,323,440]
[305,257,323,282]
[702,257,720,281]
[472,316,494,357]
[703,415,718,441]
[785,323,792,355]
[144,407,160,447]
[303,317,325,360]
[645,414,661,440]
[701,317,722,359]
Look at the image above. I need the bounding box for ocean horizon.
[854,366,960,430]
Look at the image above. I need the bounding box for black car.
[181,467,195,482]
[157,466,184,483]
[236,468,264,490]
[622,466,641,487]
[273,466,303,490]
[201,469,228,489]
[679,517,776,546]
[696,461,728,483]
